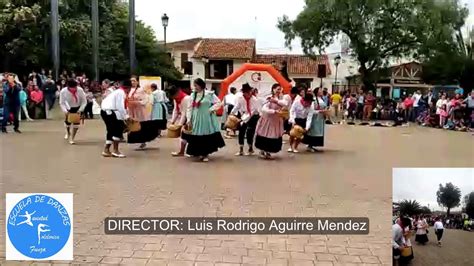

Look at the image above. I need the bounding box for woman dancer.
[127,76,159,149]
[59,79,87,144]
[230,83,260,156]
[169,86,192,156]
[415,216,429,245]
[185,78,225,162]
[254,83,286,159]
[150,83,168,136]
[288,93,314,153]
[100,80,130,158]
[303,88,327,152]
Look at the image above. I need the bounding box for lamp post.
[334,54,341,92]
[161,13,169,47]
[129,0,136,75]
[51,0,60,81]
[91,0,99,81]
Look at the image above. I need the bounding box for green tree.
[399,200,422,217]
[464,192,474,219]
[0,0,181,81]
[437,182,462,216]
[277,0,469,90]
[420,206,431,215]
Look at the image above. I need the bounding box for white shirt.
[152,89,168,103]
[392,223,406,249]
[434,221,444,230]
[413,93,422,107]
[171,95,191,126]
[436,99,448,114]
[101,89,128,120]
[224,93,237,106]
[231,95,260,116]
[289,99,314,130]
[59,87,87,113]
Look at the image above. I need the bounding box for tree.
[464,192,474,219]
[420,206,432,215]
[0,0,181,81]
[399,199,422,216]
[437,182,462,216]
[277,0,469,90]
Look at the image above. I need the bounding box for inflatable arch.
[217,63,292,115]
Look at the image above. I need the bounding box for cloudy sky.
[136,0,474,55]
[393,168,474,212]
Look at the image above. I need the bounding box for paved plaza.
[408,228,474,266]
[0,119,473,265]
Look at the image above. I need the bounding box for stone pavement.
[1,119,473,265]
[407,228,474,265]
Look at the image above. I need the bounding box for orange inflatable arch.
[217,63,292,115]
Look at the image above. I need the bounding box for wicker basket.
[289,125,305,139]
[277,108,289,120]
[67,113,81,124]
[225,115,241,130]
[127,120,141,132]
[182,124,193,135]
[401,246,412,257]
[167,124,182,138]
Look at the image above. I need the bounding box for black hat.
[242,83,252,93]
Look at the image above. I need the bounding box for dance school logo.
[5,193,73,260]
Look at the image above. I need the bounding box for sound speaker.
[317,64,327,78]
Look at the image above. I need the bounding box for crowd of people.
[328,87,474,131]
[392,214,473,265]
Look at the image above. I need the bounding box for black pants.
[84,102,93,119]
[238,115,259,146]
[101,110,125,142]
[45,93,56,110]
[356,103,364,119]
[2,104,20,130]
[435,229,444,241]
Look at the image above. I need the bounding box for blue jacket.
[2,82,21,107]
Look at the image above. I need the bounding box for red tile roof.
[167,38,202,51]
[254,54,331,75]
[193,38,256,60]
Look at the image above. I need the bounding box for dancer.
[434,217,444,246]
[231,83,260,156]
[254,83,286,159]
[223,87,238,138]
[150,83,168,136]
[282,87,301,136]
[288,93,314,153]
[415,216,429,245]
[127,76,159,149]
[185,78,225,162]
[169,86,192,157]
[59,79,87,144]
[100,80,130,158]
[303,88,327,152]
[17,211,36,226]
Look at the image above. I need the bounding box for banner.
[139,76,162,92]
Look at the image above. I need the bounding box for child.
[439,104,448,128]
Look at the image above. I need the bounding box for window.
[207,60,233,79]
[180,53,188,69]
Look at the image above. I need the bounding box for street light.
[334,54,341,92]
[161,13,169,47]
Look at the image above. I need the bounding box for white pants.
[19,104,32,120]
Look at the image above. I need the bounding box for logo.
[251,72,262,82]
[6,193,73,260]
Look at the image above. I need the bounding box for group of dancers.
[58,77,328,161]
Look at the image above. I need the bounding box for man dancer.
[231,83,260,156]
[100,80,130,158]
[59,79,87,144]
[1,74,22,133]
[169,86,192,157]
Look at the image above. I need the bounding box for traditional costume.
[100,87,128,157]
[185,90,225,158]
[231,93,261,155]
[59,85,87,144]
[171,90,192,144]
[151,88,168,131]
[254,96,286,155]
[288,97,313,153]
[302,96,326,149]
[127,86,159,146]
[282,93,300,133]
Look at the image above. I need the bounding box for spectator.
[363,91,375,121]
[462,90,474,124]
[41,75,57,114]
[356,89,365,119]
[84,87,94,119]
[403,95,414,122]
[30,85,44,119]
[19,88,33,121]
[2,74,22,133]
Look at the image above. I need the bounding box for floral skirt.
[186,132,225,156]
